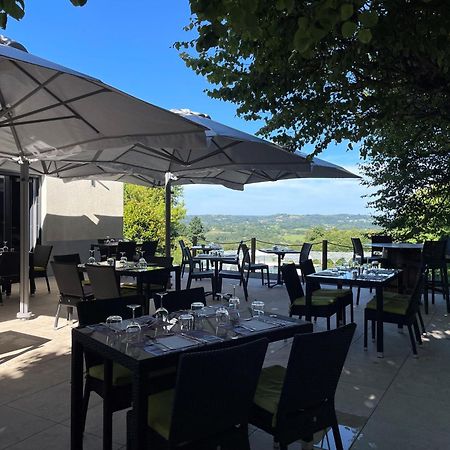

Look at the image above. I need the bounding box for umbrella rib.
[0,88,109,126]
[131,144,187,165]
[0,72,62,120]
[0,115,79,127]
[8,61,103,134]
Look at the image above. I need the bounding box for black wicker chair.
[422,240,450,314]
[294,242,313,282]
[85,264,138,300]
[301,259,354,325]
[129,338,268,449]
[153,287,206,313]
[241,243,272,287]
[116,240,137,261]
[281,263,340,330]
[0,251,20,304]
[141,240,158,259]
[51,261,93,329]
[218,246,250,301]
[185,246,216,296]
[364,273,425,357]
[250,324,356,450]
[30,244,53,294]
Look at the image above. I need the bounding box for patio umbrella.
[52,110,358,258]
[0,38,207,319]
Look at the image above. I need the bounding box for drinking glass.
[87,249,96,264]
[251,300,265,317]
[228,296,240,326]
[120,252,127,267]
[154,292,169,322]
[106,315,122,331]
[138,251,147,269]
[2,241,8,252]
[107,257,115,266]
[179,313,194,331]
[105,235,110,244]
[190,301,204,312]
[215,304,229,337]
[126,304,141,333]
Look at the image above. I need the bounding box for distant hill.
[183,214,377,248]
[185,214,374,229]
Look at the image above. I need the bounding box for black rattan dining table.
[71,310,312,450]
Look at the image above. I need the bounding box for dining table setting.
[306,265,401,358]
[71,300,312,449]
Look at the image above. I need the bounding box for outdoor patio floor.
[0,274,449,449]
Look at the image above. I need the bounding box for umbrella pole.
[17,159,32,319]
[164,173,172,259]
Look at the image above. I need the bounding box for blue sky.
[7,0,371,216]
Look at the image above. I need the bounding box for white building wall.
[41,177,123,261]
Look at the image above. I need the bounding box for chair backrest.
[116,241,136,261]
[53,254,83,281]
[33,244,53,268]
[76,295,146,327]
[351,237,365,262]
[169,338,268,446]
[370,235,392,256]
[154,287,206,313]
[0,251,20,278]
[422,240,447,269]
[406,272,425,317]
[85,265,120,300]
[299,259,321,292]
[280,263,304,303]
[53,253,82,264]
[51,261,85,298]
[141,240,158,259]
[146,256,173,267]
[299,242,313,263]
[275,324,356,437]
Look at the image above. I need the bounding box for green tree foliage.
[179,1,450,156]
[123,184,186,253]
[186,216,206,244]
[361,129,450,241]
[0,1,86,28]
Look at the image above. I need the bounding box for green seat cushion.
[292,296,337,307]
[313,288,352,298]
[33,266,46,272]
[88,362,132,386]
[253,365,285,427]
[147,389,174,440]
[366,297,409,315]
[120,282,138,290]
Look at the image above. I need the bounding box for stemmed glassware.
[2,241,8,252]
[87,249,96,264]
[119,251,127,267]
[126,304,141,333]
[154,292,169,322]
[138,251,147,269]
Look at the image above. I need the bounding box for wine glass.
[120,251,127,267]
[105,235,110,245]
[138,251,147,269]
[126,304,141,333]
[87,249,96,264]
[106,315,122,331]
[154,292,169,322]
[2,241,8,252]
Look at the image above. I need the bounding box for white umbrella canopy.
[54,110,358,259]
[0,39,207,319]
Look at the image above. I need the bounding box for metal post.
[322,239,328,270]
[251,237,256,265]
[164,173,172,259]
[17,159,32,319]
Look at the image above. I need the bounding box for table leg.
[103,360,113,450]
[277,254,282,285]
[71,333,84,450]
[376,286,384,358]
[130,367,146,450]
